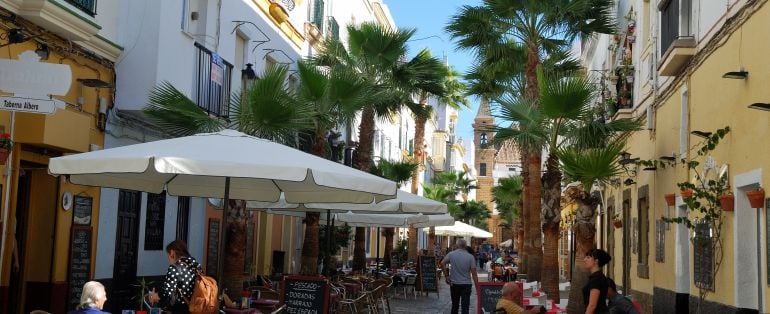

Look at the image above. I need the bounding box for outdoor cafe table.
[251,298,279,312]
[224,308,260,314]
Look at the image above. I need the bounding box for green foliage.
[133,277,154,310]
[369,159,418,188]
[452,200,491,225]
[557,139,627,192]
[493,176,523,228]
[319,225,352,267]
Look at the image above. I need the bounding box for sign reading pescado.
[280,276,330,314]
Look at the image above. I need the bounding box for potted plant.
[746,187,765,208]
[719,192,735,212]
[132,278,154,314]
[680,188,694,199]
[0,133,12,165]
[664,193,676,206]
[612,213,623,229]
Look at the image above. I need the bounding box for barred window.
[693,221,714,290]
[655,220,665,263]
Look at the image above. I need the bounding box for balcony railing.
[65,0,97,16]
[193,43,233,118]
[659,0,692,56]
[313,0,325,29]
[328,16,339,41]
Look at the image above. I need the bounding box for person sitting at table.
[69,281,109,314]
[607,278,640,314]
[492,263,505,282]
[496,282,543,314]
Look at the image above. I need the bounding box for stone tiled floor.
[387,271,488,314]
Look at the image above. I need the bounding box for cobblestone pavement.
[387,271,489,314]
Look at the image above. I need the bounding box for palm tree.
[453,200,491,228]
[493,175,523,252]
[495,69,641,302]
[313,22,415,272]
[557,139,626,314]
[369,158,418,268]
[447,0,616,282]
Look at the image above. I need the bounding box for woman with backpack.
[148,240,202,313]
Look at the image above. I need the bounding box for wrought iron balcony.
[65,0,97,16]
[274,0,295,11]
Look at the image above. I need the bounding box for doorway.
[272,251,286,276]
[622,190,631,293]
[674,202,690,313]
[734,169,764,312]
[108,190,141,312]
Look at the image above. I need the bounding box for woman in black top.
[582,248,611,314]
[148,240,202,313]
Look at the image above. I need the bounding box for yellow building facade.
[0,8,117,313]
[595,1,770,312]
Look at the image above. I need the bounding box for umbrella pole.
[326,209,331,275]
[217,177,231,285]
[376,227,380,276]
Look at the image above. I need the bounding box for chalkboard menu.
[72,196,92,225]
[144,192,166,250]
[476,282,505,314]
[417,256,438,292]
[280,275,330,314]
[206,219,220,277]
[68,226,92,308]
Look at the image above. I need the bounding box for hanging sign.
[210,53,224,86]
[0,51,71,97]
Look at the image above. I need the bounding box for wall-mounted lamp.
[748,103,770,111]
[8,29,26,44]
[35,44,49,60]
[77,78,113,88]
[242,63,257,80]
[642,166,657,171]
[690,130,712,139]
[722,69,748,79]
[624,178,636,186]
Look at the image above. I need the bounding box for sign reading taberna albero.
[0,51,72,114]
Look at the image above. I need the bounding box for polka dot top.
[162,256,201,305]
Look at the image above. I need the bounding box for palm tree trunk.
[383,228,395,269]
[299,136,328,275]
[541,153,562,302]
[223,200,248,294]
[566,194,600,314]
[525,45,540,100]
[428,227,436,256]
[352,227,367,271]
[524,149,542,281]
[407,227,418,262]
[519,149,530,274]
[352,106,377,271]
[410,103,428,195]
[301,212,320,275]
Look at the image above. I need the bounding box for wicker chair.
[269,305,287,314]
[338,291,373,313]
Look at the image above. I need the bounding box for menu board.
[280,275,329,314]
[144,192,166,250]
[72,196,92,225]
[417,255,438,292]
[476,282,505,314]
[68,226,92,308]
[206,219,220,277]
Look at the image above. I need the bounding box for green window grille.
[328,16,340,41]
[313,0,325,29]
[65,0,97,16]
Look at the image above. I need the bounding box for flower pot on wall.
[680,189,694,199]
[747,188,765,208]
[613,220,623,229]
[719,193,735,211]
[664,193,676,206]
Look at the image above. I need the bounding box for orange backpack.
[182,269,219,314]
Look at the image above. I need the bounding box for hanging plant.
[746,188,765,208]
[664,193,676,206]
[719,193,735,212]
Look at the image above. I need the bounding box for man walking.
[441,239,479,314]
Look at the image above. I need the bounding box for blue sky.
[386,0,482,144]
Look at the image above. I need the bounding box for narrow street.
[389,271,488,314]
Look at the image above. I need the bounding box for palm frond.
[557,139,626,191]
[143,81,226,136]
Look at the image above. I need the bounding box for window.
[65,0,97,16]
[144,192,166,250]
[659,0,692,55]
[176,196,190,243]
[181,0,190,31]
[193,43,233,117]
[312,0,325,30]
[655,220,665,263]
[328,17,340,41]
[693,220,714,290]
[480,163,487,176]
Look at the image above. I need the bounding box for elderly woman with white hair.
[68,281,109,314]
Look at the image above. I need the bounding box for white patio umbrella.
[48,130,398,280]
[500,239,513,247]
[240,190,447,214]
[428,221,494,238]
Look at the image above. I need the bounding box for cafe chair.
[338,291,373,314]
[403,275,417,299]
[269,305,287,314]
